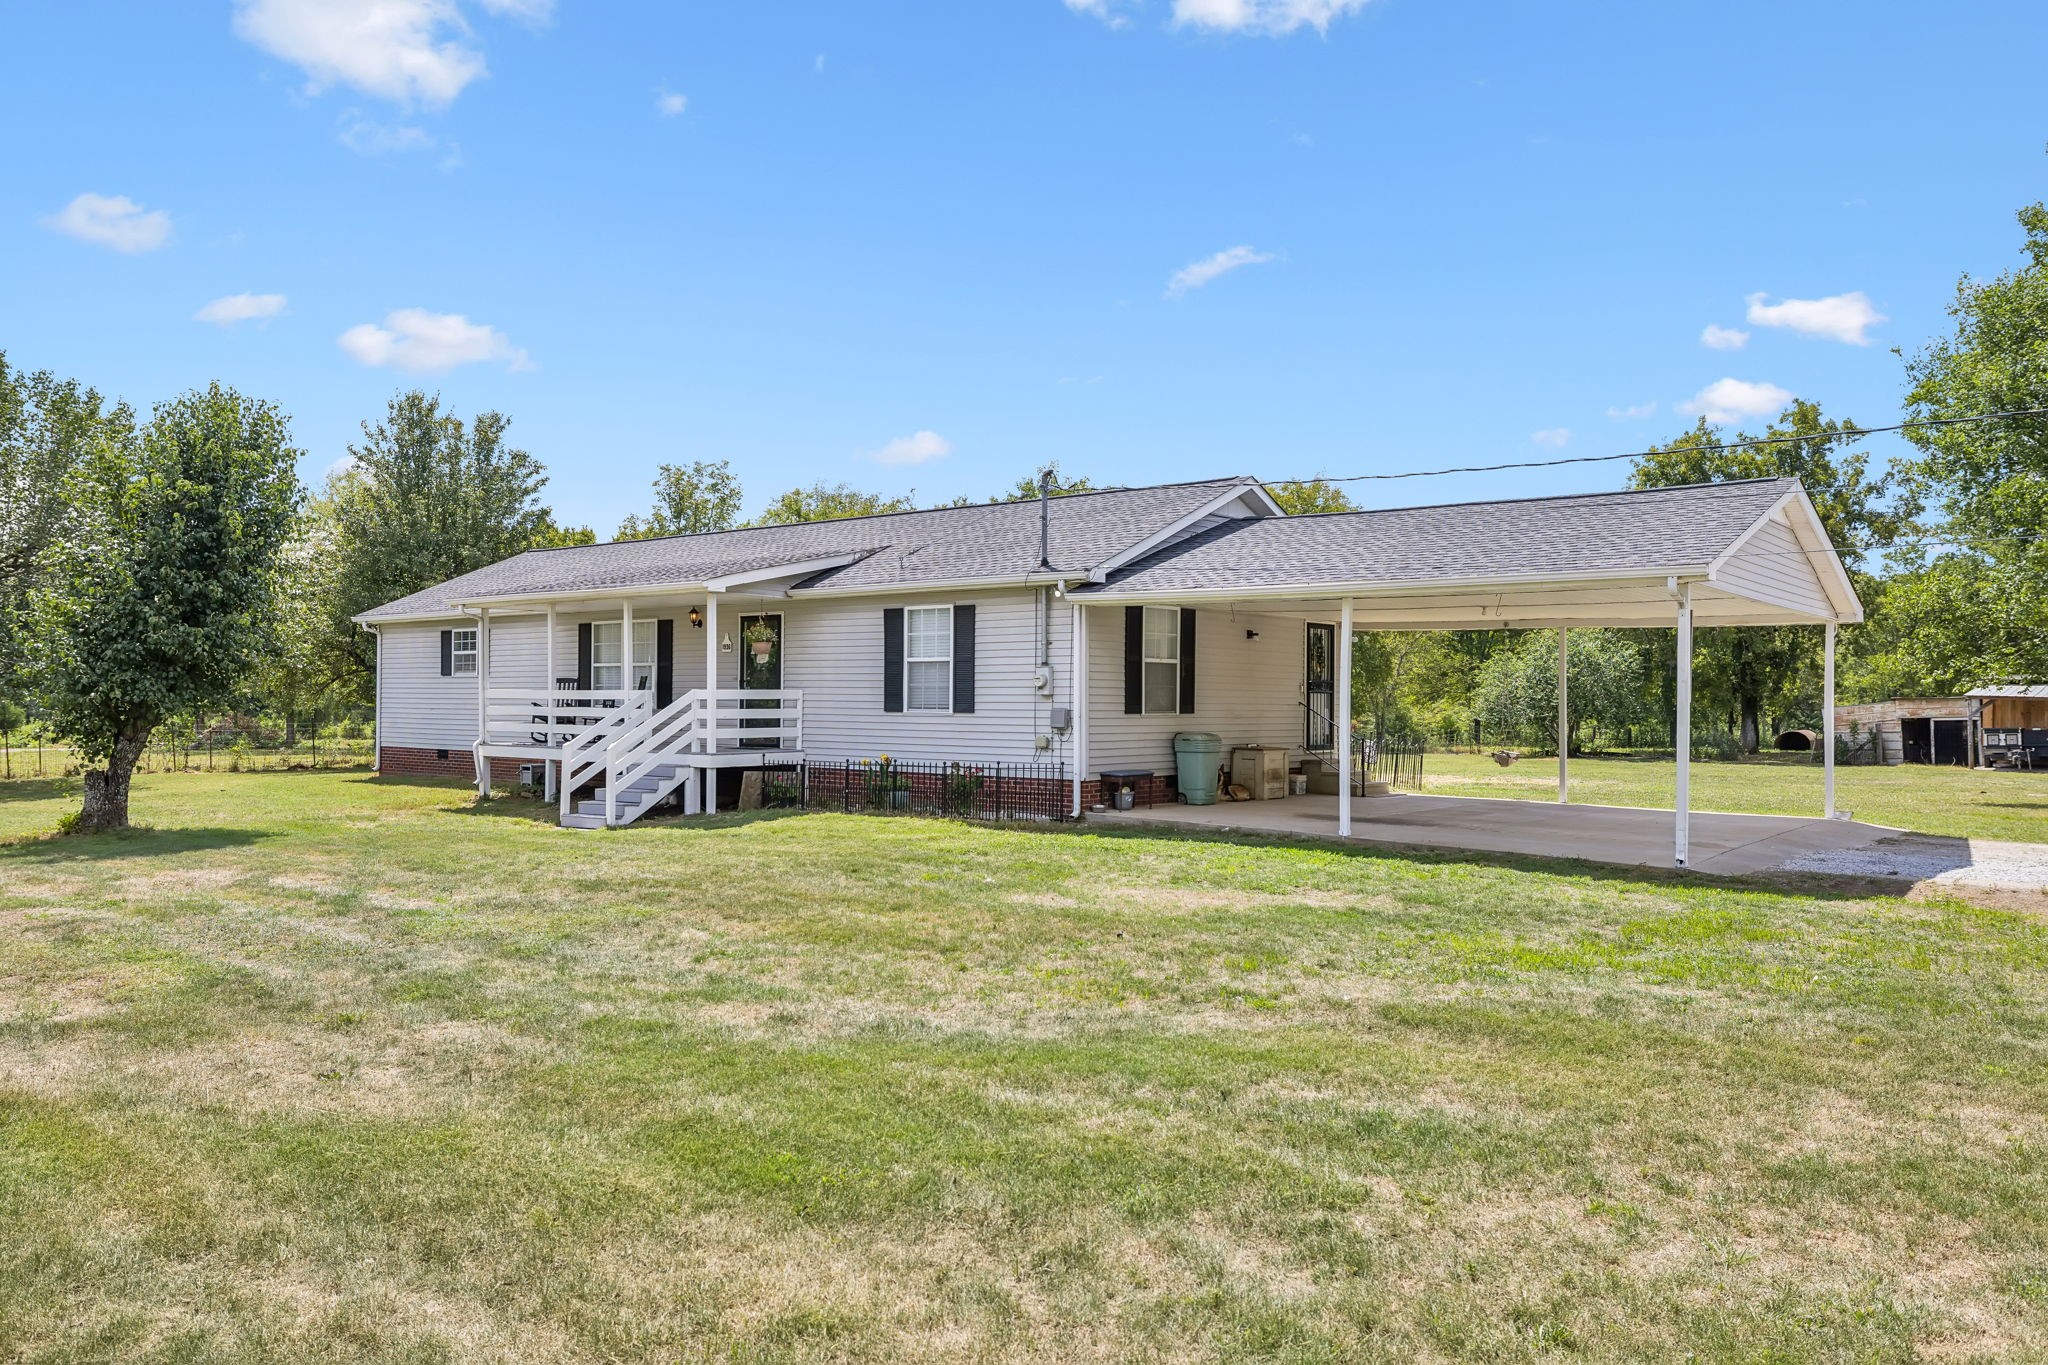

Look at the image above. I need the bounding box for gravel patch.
[1775,835,2048,894]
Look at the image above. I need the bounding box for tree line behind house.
[3,195,2046,828]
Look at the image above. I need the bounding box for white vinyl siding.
[376,616,544,750]
[1084,606,1304,775]
[905,606,953,712]
[449,628,478,676]
[1711,514,1835,619]
[1141,607,1180,714]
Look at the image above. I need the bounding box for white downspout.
[474,607,492,796]
[544,604,558,802]
[1070,600,1087,818]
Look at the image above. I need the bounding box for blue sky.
[5,1,2045,533]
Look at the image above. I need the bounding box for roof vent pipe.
[1038,467,1054,571]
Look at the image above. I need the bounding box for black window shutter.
[1123,606,1144,714]
[1178,608,1197,714]
[576,622,593,690]
[882,608,905,713]
[440,629,453,676]
[656,619,674,707]
[952,605,976,714]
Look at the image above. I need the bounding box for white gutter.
[1074,565,1715,605]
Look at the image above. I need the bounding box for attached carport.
[1069,477,1865,869]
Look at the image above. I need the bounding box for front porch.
[1095,791,1897,877]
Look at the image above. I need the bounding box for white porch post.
[622,598,635,698]
[1070,600,1088,818]
[474,608,492,796]
[544,604,559,801]
[1823,621,1837,819]
[703,591,720,751]
[1336,598,1354,838]
[1674,585,1692,867]
[1556,627,1569,803]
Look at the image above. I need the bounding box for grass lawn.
[1420,750,2048,844]
[3,771,2047,1361]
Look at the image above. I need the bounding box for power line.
[1259,406,2048,487]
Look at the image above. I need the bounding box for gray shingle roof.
[357,477,1256,621]
[1077,478,1800,597]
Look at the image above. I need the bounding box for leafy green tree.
[0,696,23,780]
[999,463,1096,501]
[325,392,566,693]
[617,459,743,539]
[29,384,301,831]
[1630,401,1902,751]
[1893,198,2048,685]
[1474,630,1649,754]
[752,481,915,525]
[1268,477,1356,515]
[0,353,134,691]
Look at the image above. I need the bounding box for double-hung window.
[450,628,479,677]
[905,605,953,712]
[1142,606,1180,714]
[590,620,657,692]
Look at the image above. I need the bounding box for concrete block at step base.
[738,771,764,812]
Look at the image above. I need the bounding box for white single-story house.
[354,473,1862,864]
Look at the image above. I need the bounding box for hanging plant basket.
[750,639,773,659]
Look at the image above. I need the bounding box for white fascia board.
[1086,479,1281,584]
[702,554,864,591]
[789,572,1068,599]
[1074,564,1712,606]
[450,582,709,610]
[1705,487,1863,623]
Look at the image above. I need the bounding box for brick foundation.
[377,746,527,783]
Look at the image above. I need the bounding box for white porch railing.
[483,687,643,750]
[526,687,803,827]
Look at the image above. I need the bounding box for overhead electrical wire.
[1256,406,2048,488]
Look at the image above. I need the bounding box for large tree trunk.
[1739,695,1762,755]
[77,726,150,833]
[284,710,298,746]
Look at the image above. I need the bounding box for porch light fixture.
[688,606,703,629]
[1245,629,1259,641]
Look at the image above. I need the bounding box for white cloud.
[1165,244,1274,299]
[872,430,953,466]
[1606,401,1657,421]
[1744,291,1886,346]
[1066,0,1133,27]
[475,0,552,21]
[41,193,172,253]
[339,113,437,154]
[1679,378,1794,425]
[232,0,487,108]
[655,89,687,117]
[1530,428,1570,450]
[195,293,288,326]
[1171,0,1373,36]
[1700,324,1749,351]
[337,308,530,372]
[814,53,826,73]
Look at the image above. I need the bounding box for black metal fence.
[773,759,1072,822]
[1307,736,1426,792]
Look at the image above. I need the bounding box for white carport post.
[1070,600,1088,818]
[1823,621,1837,819]
[1556,627,1569,803]
[1336,598,1354,838]
[1674,585,1692,868]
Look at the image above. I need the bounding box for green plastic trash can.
[1173,731,1224,806]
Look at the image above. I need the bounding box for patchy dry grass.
[1,771,2046,1362]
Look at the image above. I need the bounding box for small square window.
[450,628,478,676]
